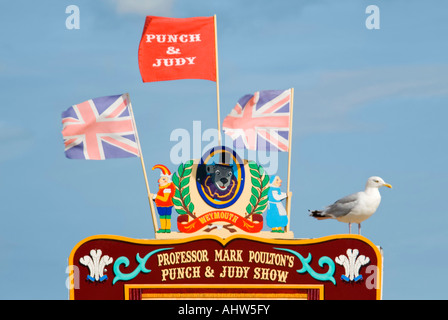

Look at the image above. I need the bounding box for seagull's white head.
[366,176,392,189]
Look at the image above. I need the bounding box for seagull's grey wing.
[322,192,360,218]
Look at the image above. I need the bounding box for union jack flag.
[61,94,140,160]
[222,89,291,151]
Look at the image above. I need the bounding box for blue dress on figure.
[266,176,288,229]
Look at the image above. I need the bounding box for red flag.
[138,16,216,82]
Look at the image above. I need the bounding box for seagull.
[309,176,392,234]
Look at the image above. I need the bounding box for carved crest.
[79,249,113,282]
[172,146,269,234]
[335,249,370,282]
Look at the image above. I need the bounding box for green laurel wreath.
[172,160,270,220]
[172,160,196,219]
[245,161,270,217]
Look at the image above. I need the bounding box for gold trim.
[141,293,308,300]
[124,284,324,300]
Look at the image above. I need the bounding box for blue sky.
[1,0,447,299]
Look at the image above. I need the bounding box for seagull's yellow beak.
[383,183,392,188]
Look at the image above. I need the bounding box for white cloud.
[108,0,174,16]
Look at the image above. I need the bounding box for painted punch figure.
[152,164,175,233]
[266,175,288,233]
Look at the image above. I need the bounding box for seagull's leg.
[358,223,361,235]
[348,223,351,234]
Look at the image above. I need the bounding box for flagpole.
[214,14,222,146]
[126,93,159,235]
[285,88,294,233]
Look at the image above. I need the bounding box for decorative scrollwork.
[275,247,336,285]
[112,248,173,285]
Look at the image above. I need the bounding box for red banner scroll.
[178,211,263,233]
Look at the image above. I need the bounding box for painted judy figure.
[266,175,288,233]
